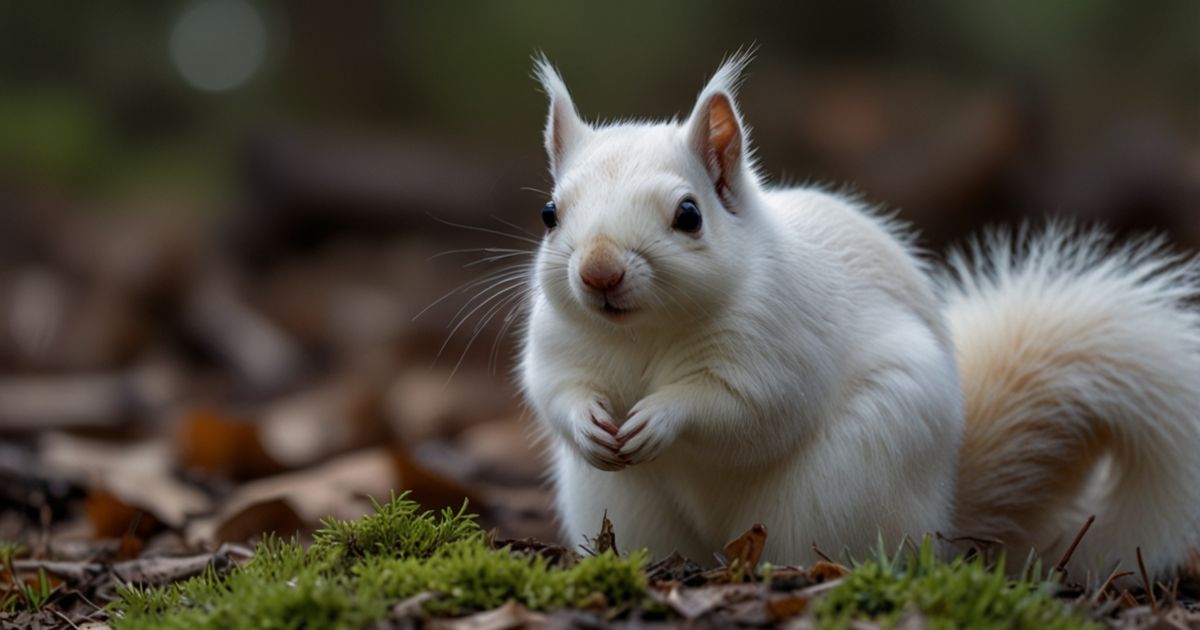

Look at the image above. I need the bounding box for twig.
[937,531,1004,566]
[1053,515,1095,576]
[935,532,1005,548]
[1094,567,1134,602]
[1161,578,1178,610]
[811,542,834,564]
[51,609,80,630]
[1136,546,1157,611]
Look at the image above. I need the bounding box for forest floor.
[3,194,1199,629]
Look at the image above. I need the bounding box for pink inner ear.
[705,95,742,207]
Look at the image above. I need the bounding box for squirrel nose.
[580,244,625,292]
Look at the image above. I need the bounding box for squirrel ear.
[534,56,590,178]
[686,52,753,210]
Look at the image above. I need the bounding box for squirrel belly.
[520,54,1200,580]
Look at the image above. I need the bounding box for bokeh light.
[169,0,267,92]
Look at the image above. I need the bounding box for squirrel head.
[531,52,760,329]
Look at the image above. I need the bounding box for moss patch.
[107,496,1100,629]
[108,494,647,629]
[813,538,1100,629]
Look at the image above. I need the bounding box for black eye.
[672,199,702,233]
[542,201,558,229]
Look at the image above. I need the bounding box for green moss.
[105,497,1102,628]
[813,538,1100,630]
[108,494,647,629]
[312,495,480,561]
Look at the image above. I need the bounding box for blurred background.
[1,1,1197,559]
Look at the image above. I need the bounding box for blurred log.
[183,280,308,396]
[228,129,527,267]
[0,362,178,432]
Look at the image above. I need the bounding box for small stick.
[935,532,1005,548]
[811,543,834,564]
[1094,568,1134,602]
[1162,578,1178,609]
[1136,546,1157,611]
[51,610,81,630]
[1053,515,1096,576]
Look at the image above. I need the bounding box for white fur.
[519,55,1200,578]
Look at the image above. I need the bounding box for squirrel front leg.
[615,370,761,466]
[536,385,630,471]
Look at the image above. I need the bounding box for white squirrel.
[518,52,1200,580]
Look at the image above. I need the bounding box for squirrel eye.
[542,201,558,229]
[672,199,702,233]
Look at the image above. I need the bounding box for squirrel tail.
[943,225,1200,580]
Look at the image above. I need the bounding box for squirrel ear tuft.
[686,51,754,210]
[534,55,590,178]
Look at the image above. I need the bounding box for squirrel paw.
[616,395,683,465]
[570,397,626,471]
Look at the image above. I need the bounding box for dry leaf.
[186,446,476,545]
[42,434,210,534]
[392,447,482,513]
[585,512,618,556]
[186,448,394,545]
[110,547,250,585]
[809,560,850,582]
[176,407,286,480]
[257,378,390,469]
[85,490,160,540]
[724,523,767,580]
[426,600,546,630]
[664,583,761,620]
[767,594,809,621]
[212,498,306,542]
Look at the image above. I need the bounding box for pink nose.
[580,243,625,291]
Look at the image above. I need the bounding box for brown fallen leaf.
[809,560,850,582]
[10,560,100,585]
[257,377,391,469]
[176,407,287,481]
[766,594,809,621]
[42,433,211,533]
[12,545,252,588]
[426,600,546,630]
[110,546,252,585]
[212,498,307,543]
[186,447,479,545]
[583,512,618,556]
[645,552,706,586]
[724,523,767,581]
[85,490,160,541]
[663,583,762,620]
[391,448,482,513]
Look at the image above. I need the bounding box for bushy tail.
[943,226,1200,580]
